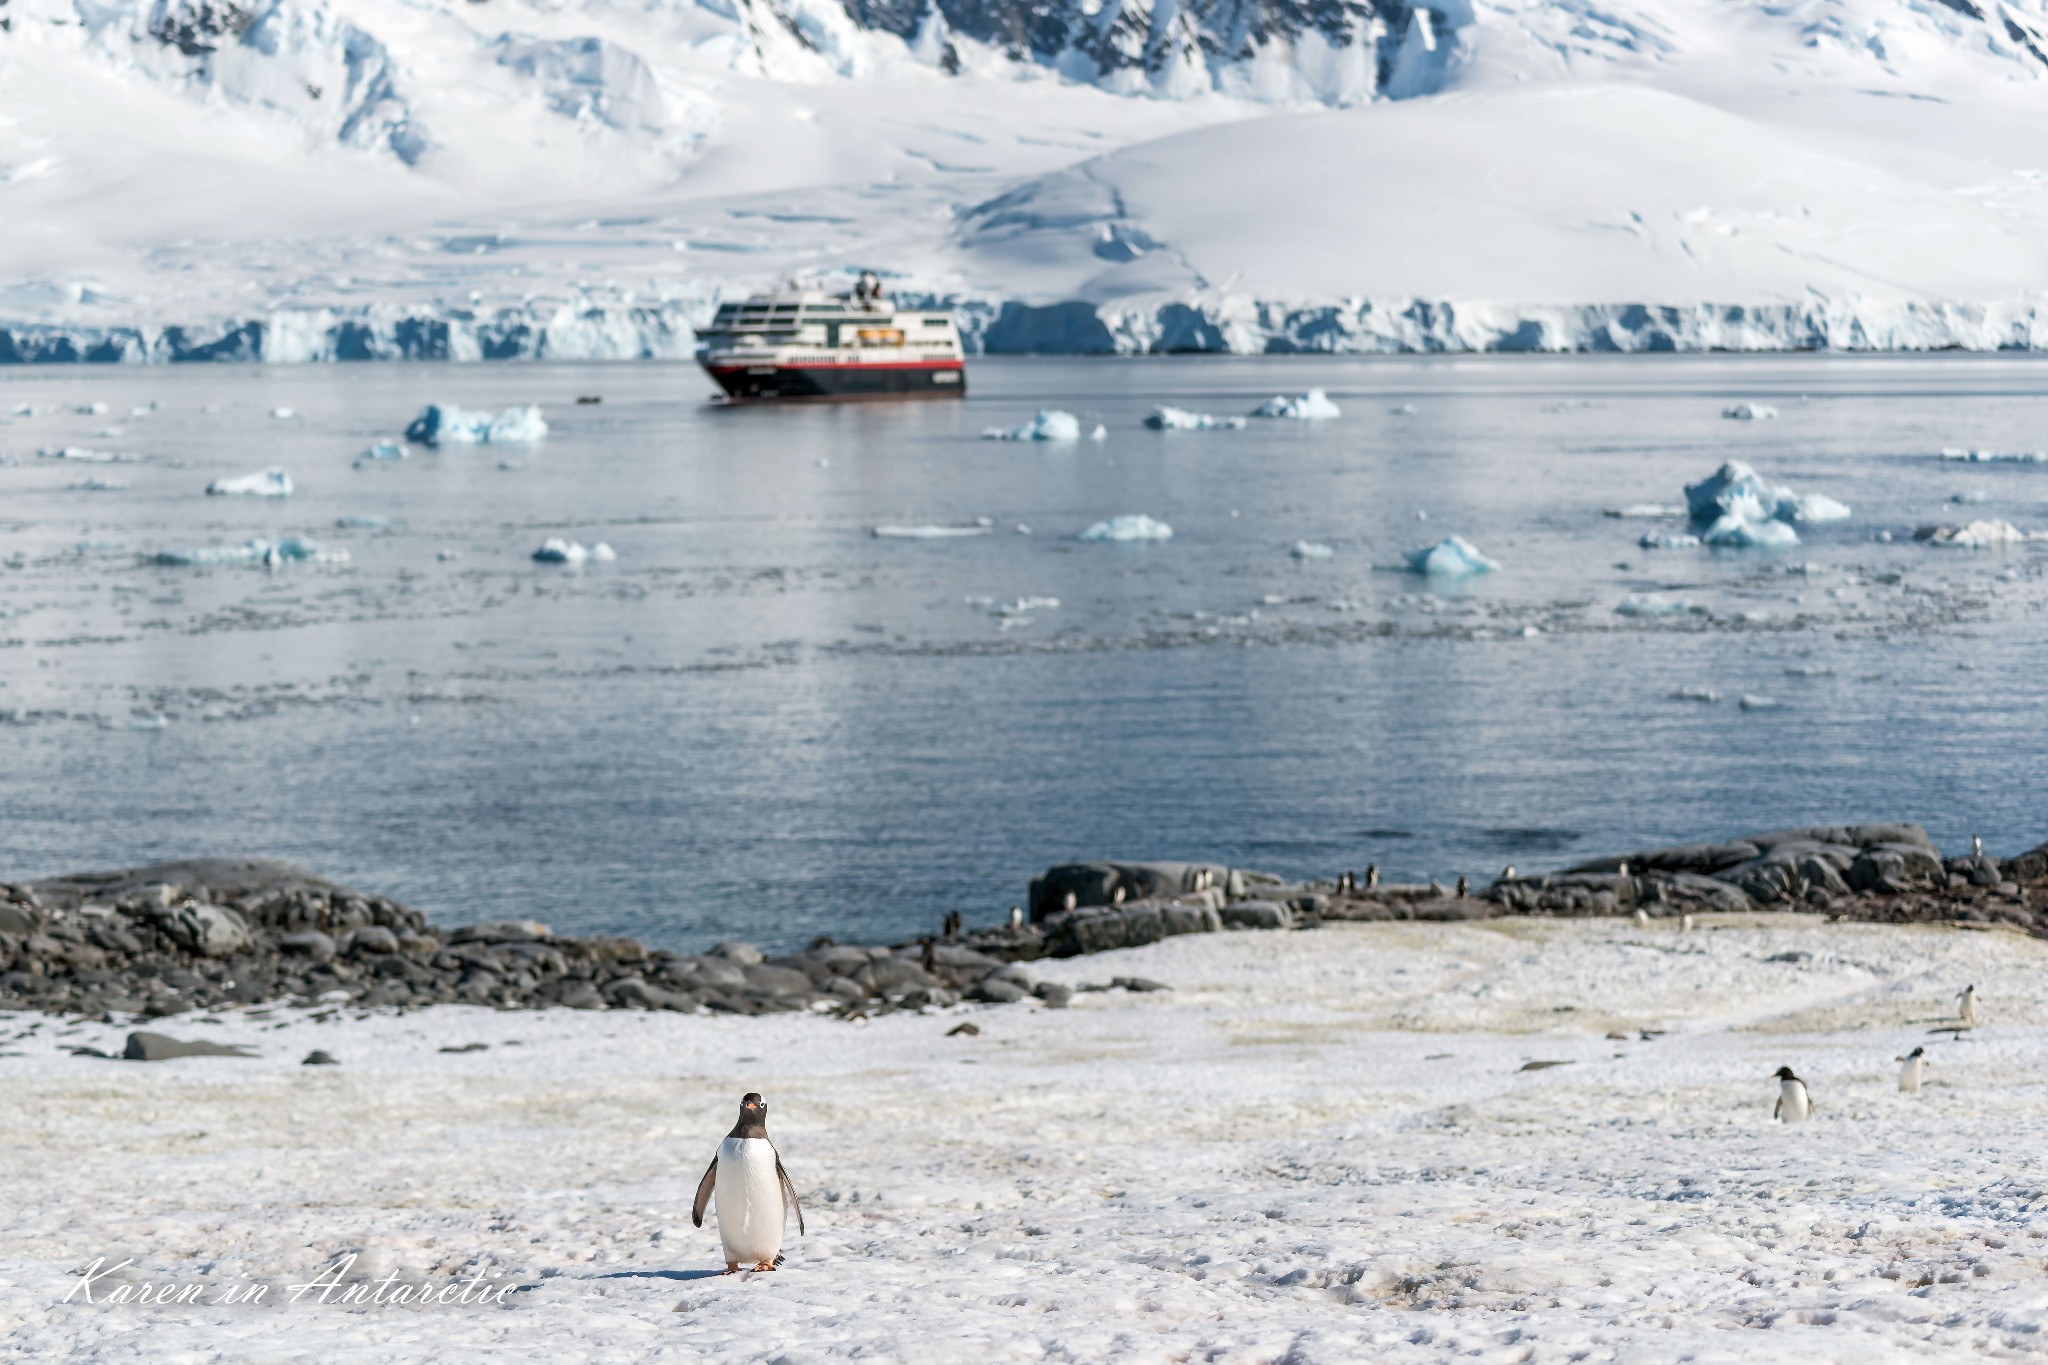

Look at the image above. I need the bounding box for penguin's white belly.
[1899,1060,1923,1093]
[1779,1081,1811,1121]
[713,1137,786,1266]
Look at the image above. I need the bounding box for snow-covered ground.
[8,0,2048,355]
[7,914,2048,1360]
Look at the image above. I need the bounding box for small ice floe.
[1738,694,1782,710]
[1604,504,1685,519]
[1685,460,1848,548]
[1669,685,1721,702]
[1721,403,1777,421]
[1616,594,1705,618]
[982,410,1081,441]
[1638,532,1701,550]
[872,523,992,539]
[125,713,170,731]
[270,406,297,420]
[206,467,292,497]
[335,515,390,529]
[1951,490,1991,504]
[1403,536,1498,576]
[360,440,405,462]
[9,403,35,417]
[1079,514,1173,542]
[130,403,157,418]
[1914,519,2042,549]
[436,549,460,562]
[1939,447,2046,463]
[997,596,1059,615]
[1249,389,1340,420]
[1290,541,1335,560]
[150,537,347,566]
[1390,403,1418,415]
[1784,665,1834,677]
[76,401,110,416]
[1143,407,1246,431]
[71,476,128,492]
[532,538,615,563]
[38,446,136,463]
[1089,423,1107,440]
[404,404,548,446]
[1519,624,1541,637]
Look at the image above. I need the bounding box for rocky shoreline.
[2,824,2044,1023]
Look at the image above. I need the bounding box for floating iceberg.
[360,440,405,461]
[1089,424,1107,441]
[9,403,35,416]
[1951,490,1991,504]
[872,524,993,539]
[270,406,297,420]
[1604,504,1686,519]
[206,467,292,497]
[1143,407,1245,431]
[1617,594,1706,618]
[1683,460,1849,548]
[405,404,549,446]
[982,410,1082,441]
[1722,403,1777,420]
[72,477,127,492]
[335,515,391,529]
[1738,695,1783,711]
[1250,389,1341,420]
[1914,519,2041,548]
[532,538,616,563]
[1938,448,2046,463]
[1638,532,1701,549]
[1290,541,1334,560]
[1669,685,1721,702]
[1390,403,1418,415]
[76,401,109,416]
[1404,536,1498,576]
[150,537,347,566]
[997,596,1060,614]
[1079,514,1173,542]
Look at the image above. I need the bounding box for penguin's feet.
[750,1260,778,1273]
[722,1263,742,1276]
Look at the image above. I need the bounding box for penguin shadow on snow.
[597,1269,726,1282]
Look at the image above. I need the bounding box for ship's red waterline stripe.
[704,360,963,374]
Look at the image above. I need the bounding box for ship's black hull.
[702,360,966,401]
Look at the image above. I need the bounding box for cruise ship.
[695,273,967,401]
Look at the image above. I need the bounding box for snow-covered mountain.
[5,0,2048,357]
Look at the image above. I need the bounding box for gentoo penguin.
[1897,1046,1928,1093]
[1632,908,1649,927]
[693,1093,805,1274]
[1365,864,1380,891]
[1008,906,1024,930]
[1958,984,1979,1028]
[1772,1066,1812,1122]
[1680,913,1695,935]
[1972,834,1984,857]
[1501,865,1517,883]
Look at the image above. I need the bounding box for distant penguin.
[1061,891,1077,913]
[1897,1046,1928,1093]
[1680,913,1695,934]
[1972,834,1984,857]
[1338,871,1353,894]
[1365,864,1379,891]
[1455,875,1469,898]
[1009,906,1024,930]
[1633,908,1649,927]
[1111,885,1126,905]
[1501,865,1516,883]
[1773,1066,1812,1122]
[1958,984,1979,1028]
[693,1093,805,1274]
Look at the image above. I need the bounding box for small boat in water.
[696,272,966,401]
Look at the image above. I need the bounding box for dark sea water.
[2,354,2046,951]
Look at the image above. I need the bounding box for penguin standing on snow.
[1957,984,1979,1029]
[693,1093,805,1274]
[1897,1046,1928,1093]
[1773,1066,1812,1122]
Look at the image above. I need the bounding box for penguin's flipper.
[775,1154,806,1236]
[692,1156,719,1228]
[1772,1096,1782,1120]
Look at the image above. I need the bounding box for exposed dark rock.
[302,1050,339,1066]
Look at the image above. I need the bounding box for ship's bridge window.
[922,318,950,328]
[855,328,905,347]
[771,304,800,314]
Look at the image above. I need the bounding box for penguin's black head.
[1907,1046,1924,1059]
[730,1092,769,1139]
[1774,1066,1798,1081]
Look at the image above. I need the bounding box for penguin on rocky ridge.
[693,1093,805,1274]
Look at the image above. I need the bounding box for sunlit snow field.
[3,355,2047,948]
[5,916,2046,1362]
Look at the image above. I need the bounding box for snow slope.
[6,0,2048,355]
[6,915,2048,1360]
